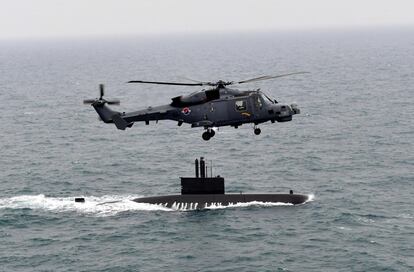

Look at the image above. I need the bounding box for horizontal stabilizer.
[112,114,129,130]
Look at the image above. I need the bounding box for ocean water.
[0,28,413,271]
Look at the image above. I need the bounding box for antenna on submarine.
[195,158,199,178]
[194,157,214,178]
[206,162,209,178]
[200,157,205,178]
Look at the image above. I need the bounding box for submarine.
[132,157,309,209]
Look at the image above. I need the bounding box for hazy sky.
[1,0,414,39]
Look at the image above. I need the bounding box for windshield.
[260,92,274,104]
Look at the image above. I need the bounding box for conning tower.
[181,157,225,194]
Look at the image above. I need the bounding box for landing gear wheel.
[254,128,261,135]
[209,129,215,138]
[202,131,211,141]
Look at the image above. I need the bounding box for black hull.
[133,194,309,209]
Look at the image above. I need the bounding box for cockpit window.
[256,96,263,109]
[261,92,274,104]
[235,100,247,111]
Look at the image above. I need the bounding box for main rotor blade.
[127,80,204,86]
[178,76,209,84]
[237,71,310,84]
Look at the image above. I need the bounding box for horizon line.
[1,24,414,42]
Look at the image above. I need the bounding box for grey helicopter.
[83,72,307,140]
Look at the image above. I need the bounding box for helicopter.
[83,72,307,140]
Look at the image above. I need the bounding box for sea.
[0,28,413,271]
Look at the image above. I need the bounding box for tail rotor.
[83,84,120,105]
[99,83,104,99]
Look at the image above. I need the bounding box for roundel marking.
[181,107,191,115]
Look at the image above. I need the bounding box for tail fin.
[92,103,119,124]
[92,103,132,130]
[84,84,130,130]
[112,114,129,130]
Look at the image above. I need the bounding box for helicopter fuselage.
[90,87,300,140]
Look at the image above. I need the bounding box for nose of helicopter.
[274,103,300,115]
[272,103,300,122]
[290,103,300,114]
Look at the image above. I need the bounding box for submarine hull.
[133,194,308,209]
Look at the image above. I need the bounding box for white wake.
[0,194,315,216]
[0,194,170,216]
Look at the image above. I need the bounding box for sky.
[1,0,414,39]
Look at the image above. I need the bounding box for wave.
[0,194,315,216]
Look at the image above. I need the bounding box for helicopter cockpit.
[259,91,277,104]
